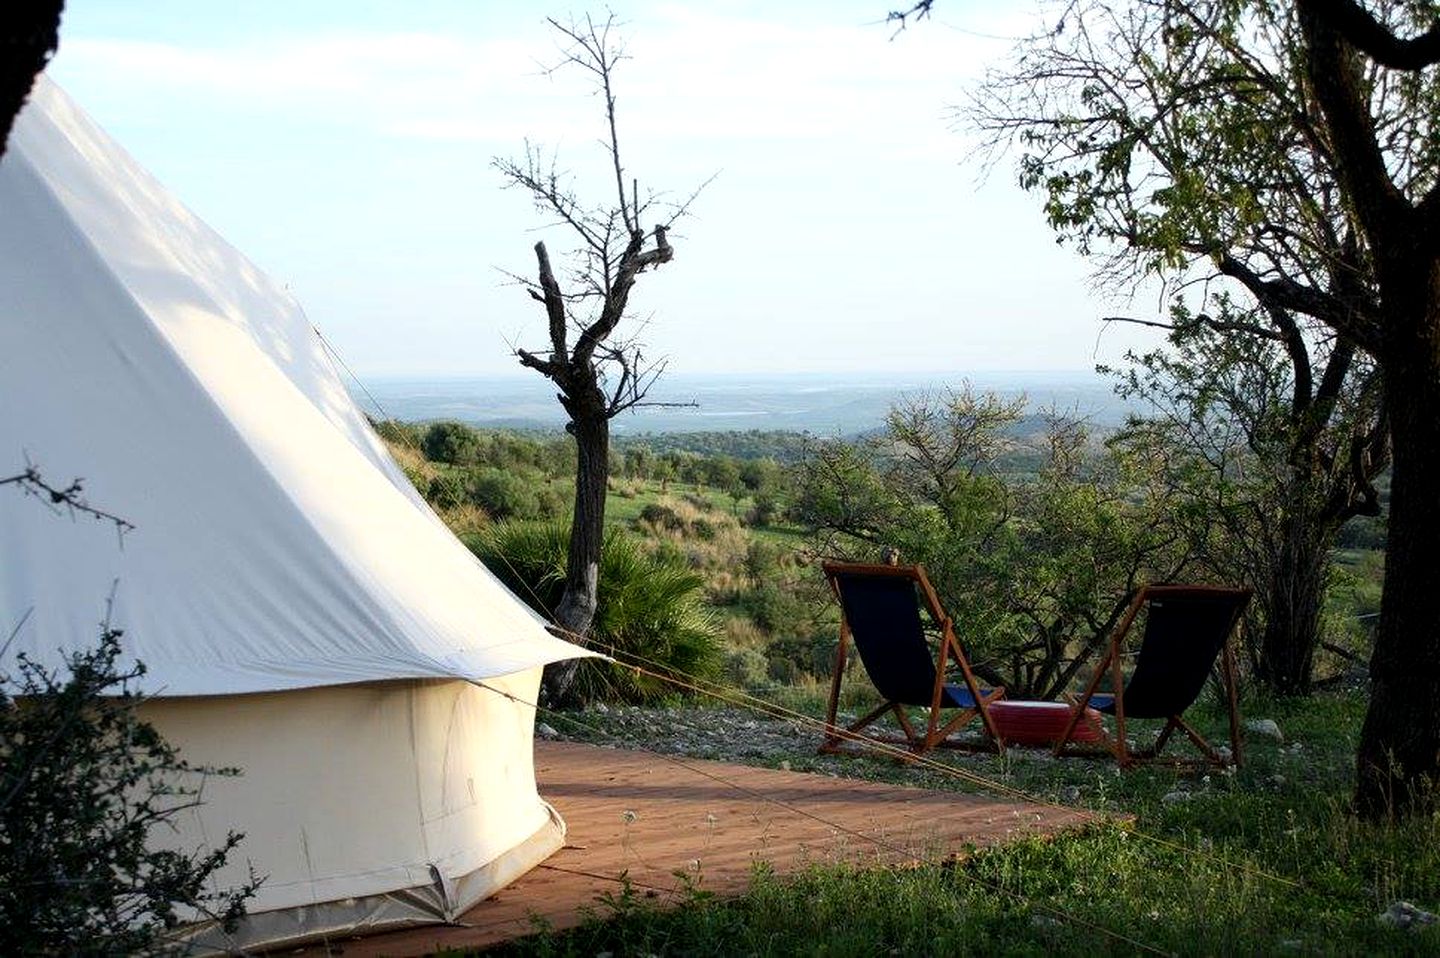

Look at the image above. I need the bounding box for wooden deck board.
[305,741,1099,956]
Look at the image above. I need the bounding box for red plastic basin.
[989,700,1104,746]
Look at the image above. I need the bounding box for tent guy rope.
[320,307,1304,896]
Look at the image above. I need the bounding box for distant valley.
[354,370,1135,436]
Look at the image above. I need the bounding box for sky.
[45,0,1164,379]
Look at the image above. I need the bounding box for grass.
[382,432,1428,952]
[605,479,737,525]
[605,478,808,548]
[483,692,1440,956]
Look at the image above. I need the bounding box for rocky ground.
[533,701,1126,804]
[538,703,823,762]
[532,701,1330,810]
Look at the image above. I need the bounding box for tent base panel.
[179,805,566,954]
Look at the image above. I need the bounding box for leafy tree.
[973,0,1439,817]
[1106,296,1386,695]
[747,490,782,528]
[622,446,652,480]
[466,466,542,521]
[421,420,482,465]
[0,626,258,952]
[1298,0,1440,819]
[495,15,705,704]
[738,458,780,492]
[795,388,1187,698]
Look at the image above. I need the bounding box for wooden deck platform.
[318,741,1099,956]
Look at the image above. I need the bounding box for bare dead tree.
[1,2,64,158]
[494,14,707,705]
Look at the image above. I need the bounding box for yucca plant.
[469,520,721,705]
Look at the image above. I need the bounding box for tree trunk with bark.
[1293,0,1440,818]
[1254,504,1330,697]
[541,389,610,705]
[1355,297,1440,817]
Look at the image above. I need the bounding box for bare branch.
[532,241,568,361]
[884,0,934,37]
[515,347,560,380]
[1103,312,1284,342]
[3,464,134,543]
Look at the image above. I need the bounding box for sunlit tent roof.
[0,77,585,693]
[0,78,592,950]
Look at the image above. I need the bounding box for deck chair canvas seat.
[821,562,1004,757]
[1055,584,1251,768]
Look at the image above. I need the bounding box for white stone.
[1245,718,1284,742]
[1379,901,1439,930]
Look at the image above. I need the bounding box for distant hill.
[353,370,1136,438]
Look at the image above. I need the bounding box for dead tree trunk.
[543,379,611,702]
[515,223,673,707]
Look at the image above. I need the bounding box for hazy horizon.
[353,367,1134,435]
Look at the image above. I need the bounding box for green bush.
[470,520,722,705]
[372,418,423,447]
[733,582,809,636]
[638,502,686,531]
[767,655,799,684]
[421,421,481,465]
[425,472,467,509]
[466,467,541,520]
[0,629,257,951]
[724,647,770,689]
[746,491,781,527]
[1335,514,1386,550]
[742,539,782,586]
[765,633,836,680]
[535,484,567,521]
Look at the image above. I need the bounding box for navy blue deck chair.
[820,562,1004,757]
[1054,584,1251,768]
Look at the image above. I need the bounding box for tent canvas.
[0,78,591,950]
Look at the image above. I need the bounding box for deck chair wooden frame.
[820,562,1005,758]
[1054,584,1250,769]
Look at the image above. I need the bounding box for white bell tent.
[0,78,591,950]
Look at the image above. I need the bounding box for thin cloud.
[60,7,1018,148]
